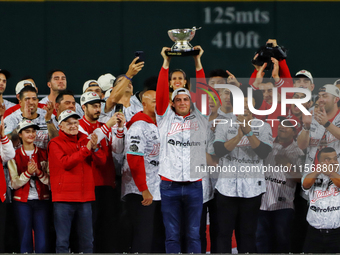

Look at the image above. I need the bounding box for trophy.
[165,26,202,56]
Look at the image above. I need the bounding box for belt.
[312,225,340,234]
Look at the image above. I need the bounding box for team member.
[297,85,340,166]
[302,147,340,253]
[156,45,207,253]
[0,116,15,253]
[213,88,273,253]
[122,90,164,253]
[78,92,125,252]
[40,69,83,117]
[8,120,50,253]
[256,117,304,253]
[48,110,105,253]
[4,86,49,149]
[293,70,315,92]
[82,80,104,99]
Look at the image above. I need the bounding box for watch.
[45,119,52,124]
[245,131,253,137]
[324,121,331,128]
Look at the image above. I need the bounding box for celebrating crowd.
[0,38,340,254]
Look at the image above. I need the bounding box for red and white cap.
[294,70,313,84]
[80,92,105,106]
[58,110,80,125]
[16,119,40,133]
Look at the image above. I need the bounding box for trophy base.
[165,49,200,57]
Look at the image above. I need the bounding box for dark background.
[0,0,338,98]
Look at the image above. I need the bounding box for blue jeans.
[53,202,93,253]
[13,200,50,253]
[160,180,203,253]
[256,209,294,253]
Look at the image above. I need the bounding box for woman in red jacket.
[8,119,50,253]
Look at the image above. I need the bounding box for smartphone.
[115,103,124,113]
[135,51,144,63]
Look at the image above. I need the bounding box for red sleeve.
[249,69,258,89]
[156,67,170,116]
[4,104,20,118]
[127,154,147,192]
[48,141,92,171]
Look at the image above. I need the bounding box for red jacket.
[0,136,12,202]
[9,146,49,202]
[48,129,106,202]
[79,117,123,188]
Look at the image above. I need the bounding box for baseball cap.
[15,80,36,95]
[97,73,116,92]
[104,89,112,99]
[319,84,340,98]
[171,88,191,101]
[58,110,80,125]
[16,119,40,133]
[294,70,313,84]
[333,79,340,86]
[80,92,105,106]
[82,80,100,93]
[0,69,10,79]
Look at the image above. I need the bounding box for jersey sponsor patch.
[129,144,139,152]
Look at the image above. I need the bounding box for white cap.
[82,80,100,93]
[333,79,340,86]
[15,80,36,95]
[97,73,116,92]
[80,92,104,106]
[104,89,112,99]
[16,119,39,133]
[171,88,191,101]
[58,110,80,125]
[294,70,314,84]
[319,84,340,98]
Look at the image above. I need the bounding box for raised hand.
[226,70,240,87]
[43,101,54,122]
[161,47,172,69]
[125,57,145,79]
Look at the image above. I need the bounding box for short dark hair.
[47,69,65,82]
[19,86,37,100]
[317,147,336,162]
[112,74,125,88]
[56,89,75,104]
[209,69,228,78]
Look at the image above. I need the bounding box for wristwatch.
[324,121,331,128]
[45,119,52,124]
[245,131,253,137]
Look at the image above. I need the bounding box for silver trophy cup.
[166,26,201,56]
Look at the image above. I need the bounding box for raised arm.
[156,47,172,116]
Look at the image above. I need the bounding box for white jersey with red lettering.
[214,115,273,198]
[4,108,49,149]
[260,140,305,211]
[302,174,340,229]
[156,105,208,182]
[122,119,161,200]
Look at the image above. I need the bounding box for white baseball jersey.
[214,115,273,198]
[302,174,340,229]
[260,140,305,211]
[99,94,143,123]
[3,99,15,110]
[40,96,84,118]
[156,105,208,182]
[300,111,340,168]
[122,119,161,201]
[4,108,49,149]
